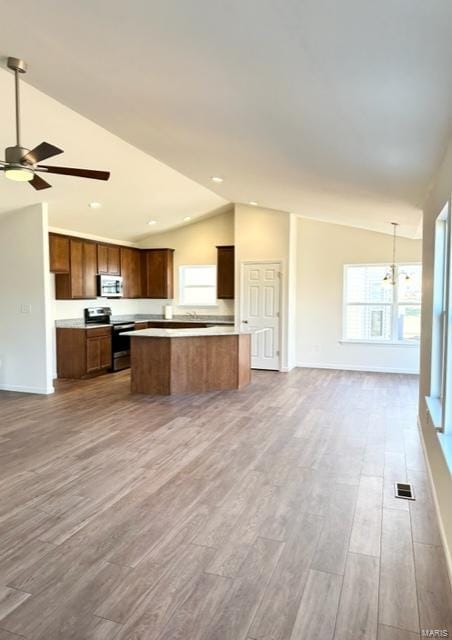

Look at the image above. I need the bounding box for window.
[343,263,422,343]
[179,265,217,306]
[429,203,450,432]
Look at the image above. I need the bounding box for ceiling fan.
[0,57,110,190]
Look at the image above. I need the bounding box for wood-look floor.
[0,368,451,640]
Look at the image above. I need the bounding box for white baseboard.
[0,384,55,395]
[280,365,296,373]
[296,361,419,375]
[417,417,452,590]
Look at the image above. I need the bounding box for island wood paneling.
[130,334,251,395]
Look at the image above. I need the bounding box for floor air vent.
[394,482,415,500]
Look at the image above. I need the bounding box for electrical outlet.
[20,304,32,314]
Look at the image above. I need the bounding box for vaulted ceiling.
[2,0,452,239]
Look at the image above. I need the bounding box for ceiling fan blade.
[37,165,110,181]
[21,142,63,165]
[30,173,52,191]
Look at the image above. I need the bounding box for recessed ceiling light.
[183,216,192,222]
[147,220,157,225]
[88,201,102,209]
[249,201,258,206]
[211,176,223,183]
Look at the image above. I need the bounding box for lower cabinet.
[86,335,112,373]
[56,327,112,379]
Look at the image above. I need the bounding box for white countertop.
[122,326,261,338]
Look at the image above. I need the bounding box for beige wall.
[419,137,452,578]
[234,203,296,371]
[139,208,235,316]
[296,218,422,373]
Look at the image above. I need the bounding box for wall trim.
[0,384,55,395]
[296,361,419,375]
[417,416,452,590]
[49,226,135,247]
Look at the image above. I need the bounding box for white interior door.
[241,262,281,370]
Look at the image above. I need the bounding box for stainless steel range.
[84,306,137,371]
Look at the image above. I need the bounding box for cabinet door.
[99,336,112,368]
[97,244,109,274]
[86,337,101,372]
[144,249,174,299]
[121,247,141,298]
[49,234,70,273]
[98,244,120,275]
[70,239,84,298]
[121,247,132,297]
[83,242,98,299]
[107,246,121,275]
[217,246,234,299]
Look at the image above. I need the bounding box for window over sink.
[179,265,217,306]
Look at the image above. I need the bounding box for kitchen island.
[122,326,252,395]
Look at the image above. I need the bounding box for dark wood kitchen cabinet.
[216,245,235,299]
[49,233,70,273]
[49,232,175,300]
[86,334,112,373]
[97,244,121,275]
[55,238,97,299]
[121,247,142,298]
[141,248,174,299]
[56,326,112,378]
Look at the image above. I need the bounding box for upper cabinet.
[49,233,70,273]
[49,233,174,300]
[55,238,97,299]
[97,244,120,275]
[120,247,142,298]
[216,245,235,299]
[141,249,174,299]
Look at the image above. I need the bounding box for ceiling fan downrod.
[7,57,27,149]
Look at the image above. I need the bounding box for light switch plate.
[20,304,32,314]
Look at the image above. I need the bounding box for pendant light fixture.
[382,222,410,287]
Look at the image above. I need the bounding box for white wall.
[0,204,53,394]
[234,203,296,371]
[139,209,235,317]
[296,218,422,373]
[419,135,452,579]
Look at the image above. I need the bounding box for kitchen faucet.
[185,311,199,319]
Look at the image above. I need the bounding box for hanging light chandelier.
[382,222,410,287]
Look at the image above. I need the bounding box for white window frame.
[178,264,217,307]
[428,201,451,435]
[342,262,422,345]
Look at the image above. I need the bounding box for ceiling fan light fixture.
[4,165,34,182]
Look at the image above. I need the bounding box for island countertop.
[122,326,261,338]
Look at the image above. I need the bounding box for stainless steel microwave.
[97,274,123,298]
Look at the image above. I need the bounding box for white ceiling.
[0,68,227,241]
[2,1,452,238]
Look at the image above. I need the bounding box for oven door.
[111,324,135,371]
